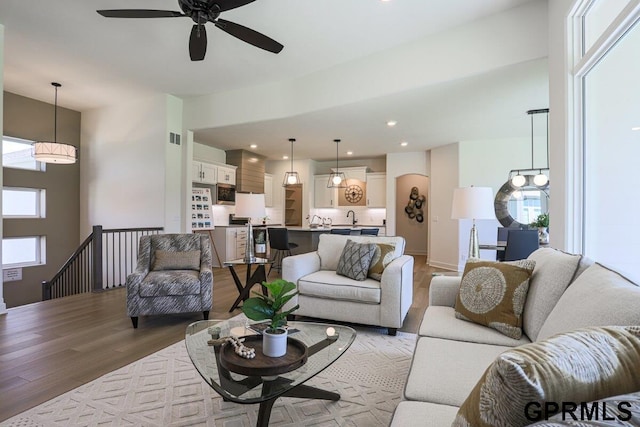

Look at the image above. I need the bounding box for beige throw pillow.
[367,243,397,281]
[336,240,377,281]
[453,326,640,427]
[152,250,201,271]
[455,259,535,339]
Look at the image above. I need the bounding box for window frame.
[2,135,46,172]
[2,236,47,269]
[2,187,46,219]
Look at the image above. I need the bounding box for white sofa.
[390,248,640,426]
[282,234,414,335]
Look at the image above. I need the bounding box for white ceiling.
[0,0,546,160]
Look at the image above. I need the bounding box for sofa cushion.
[404,337,510,407]
[453,326,640,427]
[537,263,640,341]
[420,306,531,346]
[455,259,536,339]
[317,234,405,271]
[139,270,201,296]
[298,270,381,303]
[523,248,582,341]
[151,250,201,271]
[336,240,377,281]
[390,401,459,427]
[368,243,397,281]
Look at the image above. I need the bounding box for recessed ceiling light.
[283,155,289,160]
[347,151,353,156]
[400,141,409,147]
[250,144,257,149]
[387,120,397,127]
[632,127,640,131]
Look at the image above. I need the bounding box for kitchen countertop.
[287,225,384,232]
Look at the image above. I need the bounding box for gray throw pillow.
[336,240,377,281]
[152,250,201,271]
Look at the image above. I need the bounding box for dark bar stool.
[267,228,298,276]
[504,229,539,261]
[359,228,379,236]
[329,228,351,235]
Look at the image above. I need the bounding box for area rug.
[2,328,415,427]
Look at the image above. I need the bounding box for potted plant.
[254,230,266,254]
[530,213,549,244]
[242,279,299,357]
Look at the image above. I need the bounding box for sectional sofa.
[390,248,640,426]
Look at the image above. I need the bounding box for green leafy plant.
[255,231,266,244]
[242,279,299,331]
[530,213,549,228]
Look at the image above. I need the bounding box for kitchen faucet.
[347,210,357,226]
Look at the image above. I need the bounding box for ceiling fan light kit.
[97,0,283,61]
[32,82,78,164]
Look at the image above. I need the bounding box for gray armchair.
[126,234,213,328]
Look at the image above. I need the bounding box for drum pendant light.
[32,82,77,164]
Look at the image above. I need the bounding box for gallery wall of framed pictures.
[191,188,214,230]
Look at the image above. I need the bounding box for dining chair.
[267,228,298,276]
[359,228,379,236]
[329,228,352,235]
[503,229,539,261]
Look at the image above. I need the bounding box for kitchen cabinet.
[314,175,337,208]
[332,166,368,182]
[211,227,247,267]
[192,161,217,185]
[264,173,274,207]
[217,165,236,185]
[366,173,386,207]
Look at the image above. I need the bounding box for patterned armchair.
[126,234,213,328]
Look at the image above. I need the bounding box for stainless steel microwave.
[216,184,236,205]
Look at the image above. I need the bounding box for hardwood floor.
[0,255,440,422]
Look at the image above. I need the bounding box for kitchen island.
[286,225,385,253]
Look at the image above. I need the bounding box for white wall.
[0,24,7,314]
[80,94,168,234]
[428,143,459,270]
[165,95,184,233]
[183,1,548,132]
[193,143,226,164]
[386,152,430,237]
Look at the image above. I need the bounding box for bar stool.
[267,228,298,276]
[360,228,379,236]
[329,228,351,235]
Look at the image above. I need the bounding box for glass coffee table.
[185,319,356,427]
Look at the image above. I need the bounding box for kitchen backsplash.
[311,207,386,226]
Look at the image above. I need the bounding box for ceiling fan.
[97,0,283,61]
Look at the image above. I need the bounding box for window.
[2,187,46,218]
[2,236,46,268]
[2,136,44,171]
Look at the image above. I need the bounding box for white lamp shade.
[235,193,266,219]
[32,142,77,164]
[451,187,495,220]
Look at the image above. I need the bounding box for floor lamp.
[451,187,495,259]
[235,193,266,263]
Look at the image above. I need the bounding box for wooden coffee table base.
[258,379,340,427]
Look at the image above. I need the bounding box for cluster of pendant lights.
[510,108,549,189]
[31,82,78,164]
[282,138,347,188]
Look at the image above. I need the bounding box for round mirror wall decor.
[494,175,549,228]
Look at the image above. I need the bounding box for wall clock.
[345,184,364,204]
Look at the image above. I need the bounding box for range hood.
[225,149,266,194]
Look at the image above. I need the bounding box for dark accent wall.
[3,91,80,307]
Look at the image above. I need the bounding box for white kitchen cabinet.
[366,173,386,207]
[192,161,217,185]
[264,174,274,207]
[333,166,368,182]
[314,175,337,208]
[218,165,236,185]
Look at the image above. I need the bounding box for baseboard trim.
[428,260,459,271]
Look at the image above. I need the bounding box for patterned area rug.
[2,328,415,427]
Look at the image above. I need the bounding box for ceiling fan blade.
[214,19,283,54]
[189,24,208,61]
[214,0,256,12]
[97,10,185,18]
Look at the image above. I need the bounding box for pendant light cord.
[54,85,58,143]
[334,139,340,171]
[530,113,534,170]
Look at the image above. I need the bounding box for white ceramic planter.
[255,243,266,254]
[262,327,288,357]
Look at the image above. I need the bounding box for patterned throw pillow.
[453,326,640,427]
[152,250,201,271]
[455,259,535,339]
[336,240,377,281]
[367,243,397,281]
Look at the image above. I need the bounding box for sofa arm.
[429,275,462,307]
[379,255,414,329]
[282,251,321,311]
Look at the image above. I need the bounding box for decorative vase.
[262,327,288,357]
[538,227,549,244]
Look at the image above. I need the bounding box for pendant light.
[327,139,347,188]
[282,138,301,186]
[509,108,549,188]
[32,82,78,164]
